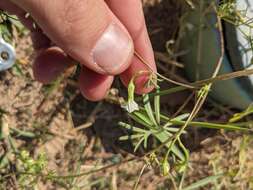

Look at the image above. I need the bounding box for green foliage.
[118,5,253,181]
[120,87,188,161]
[119,79,251,179]
[217,0,239,24]
[0,11,13,42]
[17,150,47,189]
[182,173,224,190]
[230,104,253,123]
[218,0,253,56]
[217,0,252,27]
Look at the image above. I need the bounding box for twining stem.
[163,6,225,167]
[141,67,253,100]
[134,51,194,89]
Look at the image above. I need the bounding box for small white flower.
[121,100,139,113]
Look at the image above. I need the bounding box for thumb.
[11,0,134,75]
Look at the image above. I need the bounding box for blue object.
[180,0,253,109]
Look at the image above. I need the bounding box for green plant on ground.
[1,0,253,189]
[117,0,253,189]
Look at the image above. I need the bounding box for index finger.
[106,0,157,94]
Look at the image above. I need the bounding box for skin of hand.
[0,0,157,101]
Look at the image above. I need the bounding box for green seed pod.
[161,158,170,176]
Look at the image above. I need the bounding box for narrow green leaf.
[160,114,251,132]
[129,112,153,129]
[134,137,145,152]
[143,94,157,126]
[164,126,186,133]
[183,174,224,190]
[0,154,9,169]
[143,132,151,149]
[176,120,251,132]
[154,131,185,161]
[118,122,148,133]
[174,113,190,121]
[119,134,144,141]
[154,88,161,125]
[10,127,36,138]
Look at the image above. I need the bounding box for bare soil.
[1,0,253,189]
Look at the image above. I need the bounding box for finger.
[11,0,134,75]
[22,20,72,85]
[17,14,52,52]
[1,1,113,100]
[79,67,114,101]
[106,0,157,94]
[18,15,51,50]
[33,47,74,84]
[0,0,23,14]
[120,32,156,94]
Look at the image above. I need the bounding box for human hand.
[1,0,156,101]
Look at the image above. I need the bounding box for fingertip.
[120,55,156,94]
[106,0,157,94]
[33,47,73,84]
[120,25,157,94]
[79,67,114,101]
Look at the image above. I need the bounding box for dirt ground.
[1,0,253,189]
